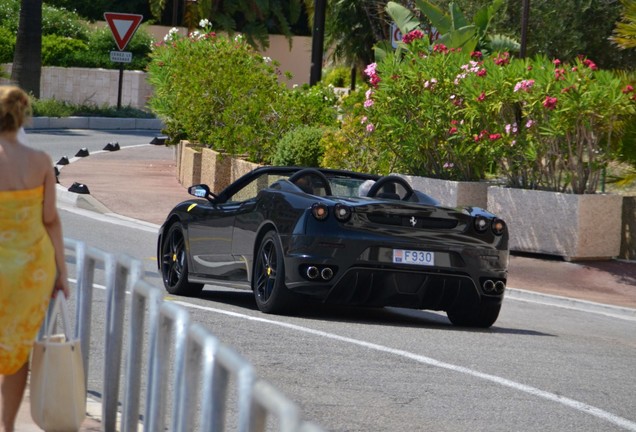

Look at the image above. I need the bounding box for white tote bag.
[30,294,86,432]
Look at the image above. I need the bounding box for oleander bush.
[359,29,636,193]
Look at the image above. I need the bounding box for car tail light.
[311,203,329,221]
[492,218,506,236]
[474,215,489,233]
[333,204,352,222]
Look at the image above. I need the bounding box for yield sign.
[104,12,143,51]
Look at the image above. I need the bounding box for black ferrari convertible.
[158,167,509,327]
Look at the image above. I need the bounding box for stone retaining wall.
[2,64,153,109]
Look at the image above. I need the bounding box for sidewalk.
[16,140,635,431]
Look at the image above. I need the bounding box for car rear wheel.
[161,222,203,296]
[446,301,501,328]
[253,231,297,314]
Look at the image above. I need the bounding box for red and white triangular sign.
[104,12,143,51]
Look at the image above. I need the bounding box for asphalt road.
[30,130,636,431]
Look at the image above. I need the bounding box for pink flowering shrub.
[361,38,636,192]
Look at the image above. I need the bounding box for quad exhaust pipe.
[483,279,506,294]
[306,266,334,281]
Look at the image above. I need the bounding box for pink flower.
[366,123,375,132]
[477,92,486,102]
[583,58,598,70]
[514,79,535,92]
[554,68,566,80]
[433,44,449,54]
[622,85,634,94]
[543,96,558,110]
[477,69,487,77]
[443,162,455,169]
[470,51,483,60]
[526,119,535,128]
[364,98,374,108]
[360,116,368,124]
[364,63,377,77]
[449,127,458,135]
[402,29,424,44]
[489,133,502,141]
[553,59,561,66]
[494,52,510,66]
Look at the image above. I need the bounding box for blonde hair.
[0,85,32,132]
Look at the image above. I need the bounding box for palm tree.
[612,0,636,49]
[11,0,42,97]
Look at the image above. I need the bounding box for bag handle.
[45,294,73,342]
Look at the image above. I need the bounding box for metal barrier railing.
[61,238,323,432]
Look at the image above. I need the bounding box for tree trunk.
[11,0,42,98]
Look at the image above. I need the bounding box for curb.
[506,287,636,321]
[27,116,164,130]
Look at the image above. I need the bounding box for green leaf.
[449,3,468,30]
[385,1,421,34]
[414,0,452,34]
[488,34,521,52]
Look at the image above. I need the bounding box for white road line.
[75,281,636,429]
[172,300,636,431]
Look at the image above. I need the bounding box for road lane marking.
[72,281,636,430]
[173,300,636,431]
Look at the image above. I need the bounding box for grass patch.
[32,98,155,118]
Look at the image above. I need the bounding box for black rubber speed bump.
[103,142,120,151]
[56,156,70,165]
[75,148,90,157]
[68,182,90,194]
[150,135,167,145]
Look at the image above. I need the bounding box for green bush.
[272,126,326,167]
[0,0,20,32]
[0,0,88,38]
[147,25,337,163]
[323,66,350,88]
[42,35,88,67]
[0,26,15,63]
[41,3,89,39]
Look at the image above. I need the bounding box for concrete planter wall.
[178,142,202,187]
[487,187,623,261]
[396,174,490,208]
[175,141,262,191]
[201,148,232,194]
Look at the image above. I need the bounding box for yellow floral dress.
[0,186,55,374]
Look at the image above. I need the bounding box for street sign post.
[104,12,143,109]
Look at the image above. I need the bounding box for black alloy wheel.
[253,231,297,314]
[161,222,203,296]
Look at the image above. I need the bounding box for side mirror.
[188,184,217,202]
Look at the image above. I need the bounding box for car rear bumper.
[282,234,507,310]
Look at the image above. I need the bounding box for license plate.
[393,249,435,266]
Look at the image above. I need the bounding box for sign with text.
[110,51,132,63]
[104,12,143,51]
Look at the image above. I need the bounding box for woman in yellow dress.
[0,85,69,432]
